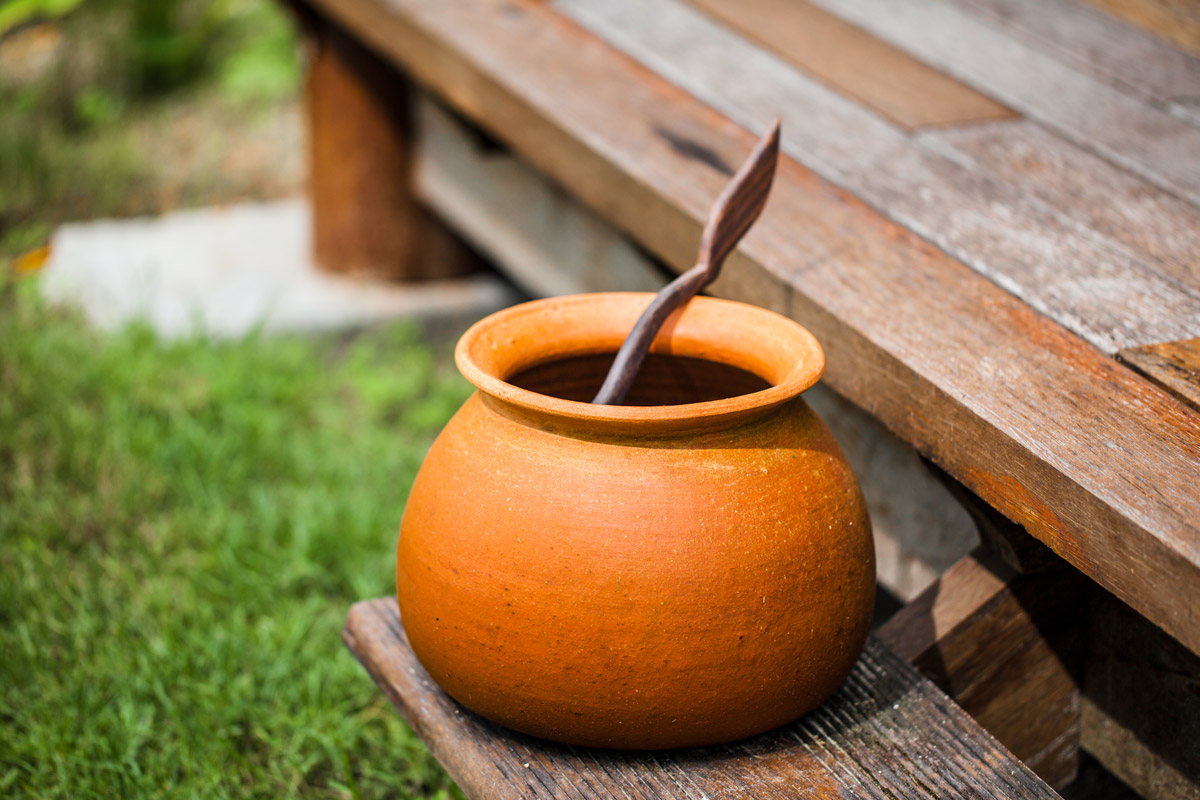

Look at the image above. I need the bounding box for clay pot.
[396,293,874,749]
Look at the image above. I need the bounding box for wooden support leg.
[915,469,1200,800]
[1083,589,1200,800]
[878,547,1085,789]
[300,9,481,280]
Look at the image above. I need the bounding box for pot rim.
[455,293,825,433]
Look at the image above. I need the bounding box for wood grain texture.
[299,0,1200,654]
[956,0,1200,115]
[879,549,1084,789]
[1081,0,1200,57]
[345,597,1062,800]
[304,16,479,280]
[804,0,1200,205]
[1082,589,1200,800]
[928,120,1200,289]
[555,0,1200,353]
[684,0,1014,130]
[1119,337,1200,411]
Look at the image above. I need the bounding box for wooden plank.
[1082,588,1200,800]
[302,12,480,279]
[930,120,1200,289]
[1120,337,1200,411]
[955,0,1200,116]
[555,0,1200,352]
[803,0,1200,206]
[302,0,1200,655]
[683,0,1014,130]
[1081,0,1200,57]
[878,549,1083,788]
[344,597,1062,800]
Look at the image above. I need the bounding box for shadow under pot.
[396,292,875,749]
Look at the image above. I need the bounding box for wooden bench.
[284,0,1200,796]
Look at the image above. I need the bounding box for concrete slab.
[41,198,521,339]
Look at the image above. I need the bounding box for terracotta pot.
[397,293,874,749]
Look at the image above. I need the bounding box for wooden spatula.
[592,118,782,405]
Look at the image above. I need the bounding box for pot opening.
[456,294,824,432]
[507,353,772,406]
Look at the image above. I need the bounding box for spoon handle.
[592,118,781,406]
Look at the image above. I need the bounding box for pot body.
[396,294,874,749]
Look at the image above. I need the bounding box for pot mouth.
[455,293,824,434]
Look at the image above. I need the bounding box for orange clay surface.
[397,293,874,749]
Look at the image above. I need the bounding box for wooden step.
[344,597,1062,800]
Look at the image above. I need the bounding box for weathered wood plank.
[1119,337,1200,411]
[955,0,1200,117]
[344,597,1062,800]
[683,0,1014,130]
[878,549,1083,789]
[929,120,1200,289]
[555,0,1200,352]
[302,0,1200,655]
[1081,0,1200,57]
[804,0,1200,205]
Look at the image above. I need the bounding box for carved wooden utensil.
[592,118,782,405]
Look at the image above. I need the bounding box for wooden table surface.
[304,0,1200,656]
[344,598,1062,800]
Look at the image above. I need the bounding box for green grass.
[0,276,471,798]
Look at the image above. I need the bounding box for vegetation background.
[0,0,304,259]
[0,2,466,796]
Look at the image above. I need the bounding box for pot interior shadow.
[507,353,771,406]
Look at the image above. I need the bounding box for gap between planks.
[1119,337,1200,412]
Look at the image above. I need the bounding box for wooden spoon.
[592,118,782,405]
